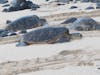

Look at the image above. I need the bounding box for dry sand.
[0,1,100,75]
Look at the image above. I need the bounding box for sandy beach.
[0,0,100,75]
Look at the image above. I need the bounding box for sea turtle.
[0,30,17,37]
[5,15,47,32]
[70,17,100,31]
[3,0,40,12]
[0,30,9,37]
[16,27,82,46]
[85,6,95,10]
[61,17,77,24]
[70,6,78,9]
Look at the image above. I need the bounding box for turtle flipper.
[55,36,70,43]
[16,42,27,47]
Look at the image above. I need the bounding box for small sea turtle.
[0,30,17,37]
[85,6,94,10]
[5,15,46,32]
[70,17,100,31]
[70,6,78,9]
[0,30,9,37]
[16,27,82,46]
[61,17,77,24]
[3,0,40,12]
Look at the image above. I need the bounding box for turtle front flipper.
[16,35,27,47]
[16,42,27,47]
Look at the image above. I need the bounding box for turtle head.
[6,20,12,24]
[70,33,82,40]
[40,19,48,26]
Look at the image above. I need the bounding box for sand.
[0,0,100,75]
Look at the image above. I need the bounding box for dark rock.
[3,0,40,12]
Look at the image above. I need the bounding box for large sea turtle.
[3,0,40,12]
[5,15,47,32]
[70,17,100,31]
[16,27,82,46]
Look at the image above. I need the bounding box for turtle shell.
[20,27,70,44]
[5,15,42,32]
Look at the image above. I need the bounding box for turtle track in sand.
[40,10,100,21]
[0,49,99,75]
